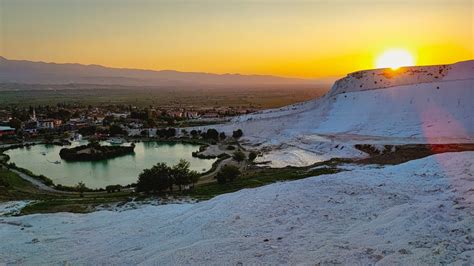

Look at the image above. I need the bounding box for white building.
[38,120,55,129]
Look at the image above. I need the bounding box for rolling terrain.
[1,61,473,264]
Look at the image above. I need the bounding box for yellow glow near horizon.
[0,0,472,78]
[376,49,416,70]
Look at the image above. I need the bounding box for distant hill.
[0,56,329,88]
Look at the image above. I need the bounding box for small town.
[0,104,256,142]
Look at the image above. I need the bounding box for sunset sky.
[1,0,472,78]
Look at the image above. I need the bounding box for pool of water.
[5,141,216,189]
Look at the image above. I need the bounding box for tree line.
[188,128,243,141]
[136,159,199,193]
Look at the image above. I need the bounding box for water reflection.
[6,141,216,189]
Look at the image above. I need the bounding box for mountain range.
[0,56,328,88]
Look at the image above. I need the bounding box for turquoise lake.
[5,141,216,189]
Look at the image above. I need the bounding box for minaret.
[32,108,37,122]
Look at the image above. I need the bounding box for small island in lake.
[59,143,135,161]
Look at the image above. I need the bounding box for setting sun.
[376,49,415,70]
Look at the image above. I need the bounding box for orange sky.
[1,0,472,78]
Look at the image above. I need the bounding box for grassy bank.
[1,160,341,215]
[0,167,60,201]
[189,166,339,200]
[1,138,344,215]
[19,192,133,215]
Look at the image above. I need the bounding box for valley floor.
[1,152,473,264]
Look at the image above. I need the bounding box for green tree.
[171,159,191,191]
[232,129,243,139]
[248,151,258,162]
[233,150,246,163]
[9,118,22,130]
[166,128,176,138]
[106,185,121,193]
[151,163,173,192]
[219,132,226,140]
[189,170,200,188]
[216,165,241,184]
[205,128,219,141]
[88,136,100,147]
[103,116,114,126]
[78,126,97,136]
[44,134,54,143]
[164,116,175,126]
[147,119,157,128]
[136,163,172,193]
[136,168,154,193]
[109,125,126,136]
[216,172,227,184]
[76,181,86,198]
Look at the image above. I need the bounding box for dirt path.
[198,157,248,185]
[9,168,73,194]
[198,157,232,184]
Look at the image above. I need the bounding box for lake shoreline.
[2,140,217,190]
